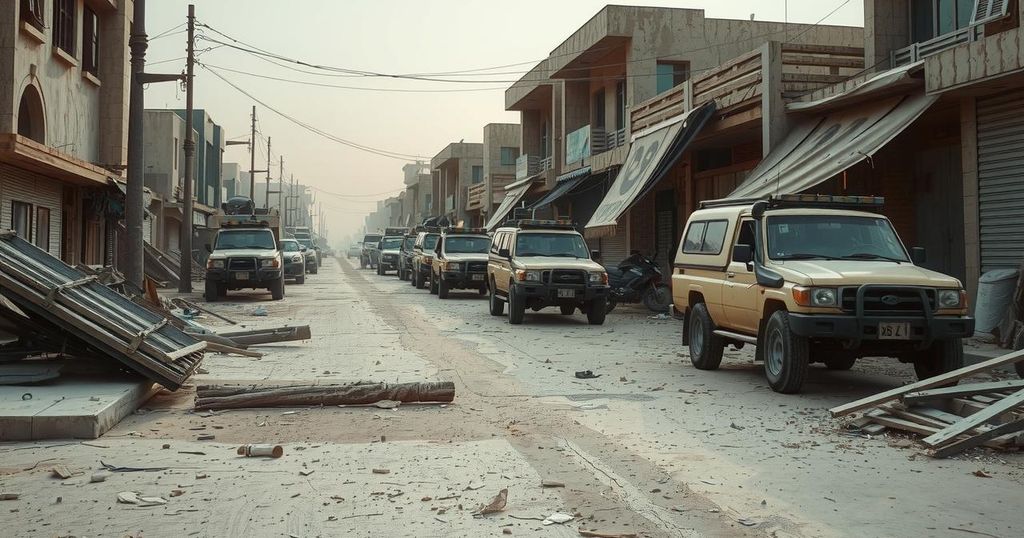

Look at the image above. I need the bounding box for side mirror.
[590,250,602,262]
[204,244,212,253]
[732,244,753,264]
[911,247,926,265]
[300,247,307,252]
[498,248,511,259]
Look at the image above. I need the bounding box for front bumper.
[787,313,975,343]
[441,271,488,288]
[284,262,304,277]
[512,282,609,303]
[206,267,282,287]
[379,255,400,270]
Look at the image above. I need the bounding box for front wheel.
[763,311,809,394]
[438,279,450,299]
[508,284,525,325]
[295,275,305,285]
[642,284,672,313]
[205,281,219,302]
[913,338,964,382]
[488,280,505,316]
[605,297,618,314]
[415,268,425,289]
[586,297,607,325]
[560,304,575,315]
[270,277,285,301]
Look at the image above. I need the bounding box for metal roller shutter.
[977,91,1024,273]
[599,215,630,264]
[0,163,63,257]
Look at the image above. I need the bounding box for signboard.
[516,154,530,180]
[565,125,591,165]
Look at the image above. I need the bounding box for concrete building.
[430,142,483,226]
[0,0,131,265]
[173,109,225,209]
[142,110,194,253]
[402,160,431,226]
[503,5,863,261]
[476,123,520,221]
[221,162,240,200]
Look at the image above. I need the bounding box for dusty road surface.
[2,256,1022,537]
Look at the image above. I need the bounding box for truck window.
[515,233,589,258]
[381,237,403,249]
[682,220,728,254]
[735,220,755,250]
[423,234,439,250]
[445,236,490,254]
[215,230,276,250]
[766,215,909,261]
[682,222,706,252]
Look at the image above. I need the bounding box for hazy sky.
[145,0,863,241]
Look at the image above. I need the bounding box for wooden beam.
[902,380,1024,405]
[781,54,864,69]
[829,349,1024,417]
[929,419,1024,458]
[922,390,1024,447]
[780,44,864,57]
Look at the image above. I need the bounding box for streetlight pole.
[249,105,256,199]
[125,0,147,289]
[178,4,196,292]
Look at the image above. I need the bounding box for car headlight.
[793,286,838,307]
[589,272,608,285]
[207,259,224,269]
[443,262,462,271]
[259,257,279,268]
[938,289,964,308]
[515,270,541,282]
[291,255,303,263]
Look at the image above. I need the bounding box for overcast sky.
[144,0,863,242]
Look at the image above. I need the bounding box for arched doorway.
[17,85,45,143]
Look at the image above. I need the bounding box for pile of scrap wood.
[831,349,1024,458]
[194,380,455,410]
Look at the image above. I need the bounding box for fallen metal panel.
[0,233,204,390]
[484,176,535,231]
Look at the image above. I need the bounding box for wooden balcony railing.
[466,183,486,211]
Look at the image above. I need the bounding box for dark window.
[214,229,276,250]
[615,80,626,131]
[695,148,733,172]
[656,62,689,94]
[83,7,100,75]
[53,0,76,55]
[282,241,300,252]
[471,165,484,184]
[35,207,51,251]
[540,120,550,159]
[423,234,439,250]
[911,0,981,42]
[735,220,755,250]
[500,147,519,166]
[592,89,606,129]
[21,0,45,30]
[682,220,728,255]
[445,236,490,254]
[12,201,32,241]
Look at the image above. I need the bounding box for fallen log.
[194,381,455,410]
[218,325,312,346]
[197,381,378,398]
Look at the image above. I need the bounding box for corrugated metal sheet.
[977,90,1024,273]
[0,163,63,257]
[599,216,630,264]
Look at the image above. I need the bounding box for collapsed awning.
[585,101,716,238]
[484,175,535,231]
[528,167,591,209]
[787,61,925,113]
[729,92,937,199]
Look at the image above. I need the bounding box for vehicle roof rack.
[699,194,885,211]
[443,227,488,235]
[384,227,409,235]
[504,219,576,230]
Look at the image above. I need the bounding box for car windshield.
[298,238,313,248]
[282,241,300,252]
[363,235,382,244]
[515,232,590,258]
[215,229,276,250]
[402,237,415,249]
[445,236,490,254]
[423,235,439,249]
[382,237,403,249]
[766,215,909,262]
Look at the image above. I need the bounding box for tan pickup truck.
[673,194,974,394]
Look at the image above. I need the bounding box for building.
[221,162,240,200]
[142,109,193,253]
[402,160,431,225]
[250,179,315,229]
[173,109,225,209]
[430,142,483,226]
[500,5,863,263]
[1,1,132,266]
[474,123,520,222]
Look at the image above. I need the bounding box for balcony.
[892,26,980,67]
[466,183,486,211]
[516,154,541,180]
[591,127,627,153]
[630,42,864,134]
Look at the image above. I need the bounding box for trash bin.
[974,269,1019,334]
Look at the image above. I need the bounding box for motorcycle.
[603,251,672,314]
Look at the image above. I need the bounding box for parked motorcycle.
[603,251,671,313]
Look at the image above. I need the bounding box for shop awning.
[484,175,535,231]
[528,167,590,209]
[585,101,715,238]
[729,92,937,199]
[787,61,924,113]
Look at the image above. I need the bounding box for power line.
[311,185,408,199]
[150,22,185,40]
[202,63,508,93]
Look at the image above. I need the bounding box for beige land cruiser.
[487,220,610,325]
[429,227,491,298]
[673,194,975,394]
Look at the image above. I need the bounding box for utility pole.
[125,0,147,289]
[178,4,196,292]
[248,105,256,199]
[264,136,272,209]
[278,156,284,215]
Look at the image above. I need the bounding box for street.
[2,256,1021,538]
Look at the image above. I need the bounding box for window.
[471,165,484,184]
[491,232,504,254]
[540,121,550,159]
[911,0,982,42]
[21,0,45,30]
[515,232,590,258]
[766,215,909,262]
[656,62,689,94]
[592,89,606,129]
[500,147,519,166]
[53,0,76,55]
[214,229,276,250]
[12,201,32,241]
[682,220,728,254]
[615,81,626,131]
[35,207,51,251]
[445,236,490,254]
[83,7,99,74]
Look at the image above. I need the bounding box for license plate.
[878,322,910,340]
[235,272,250,281]
[471,274,484,281]
[557,289,575,298]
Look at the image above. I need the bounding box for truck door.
[722,219,759,334]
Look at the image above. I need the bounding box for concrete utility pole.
[125,0,147,289]
[178,4,196,292]
[249,105,256,199]
[278,156,284,214]
[263,136,272,209]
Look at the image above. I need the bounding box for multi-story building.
[143,110,192,252]
[221,162,240,200]
[430,142,483,226]
[472,123,520,224]
[1,0,131,265]
[173,109,225,209]
[402,160,431,225]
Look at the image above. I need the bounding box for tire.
[216,284,227,298]
[360,258,366,270]
[823,355,856,370]
[560,304,575,315]
[642,284,672,313]
[687,302,724,370]
[605,298,618,314]
[913,338,964,382]
[415,267,425,289]
[376,264,383,276]
[587,297,607,325]
[508,284,525,325]
[429,273,438,295]
[205,280,219,302]
[478,285,487,296]
[438,279,450,299]
[296,275,305,285]
[763,310,810,394]
[270,276,285,301]
[488,280,505,316]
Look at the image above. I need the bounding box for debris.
[579,531,639,538]
[50,465,78,479]
[100,461,170,473]
[972,470,993,478]
[178,451,206,455]
[195,473,208,480]
[116,491,166,506]
[541,480,565,488]
[204,341,264,358]
[737,518,758,527]
[473,488,508,516]
[372,468,390,475]
[196,434,216,441]
[503,529,512,535]
[374,400,401,410]
[300,470,314,477]
[251,306,268,316]
[170,489,185,497]
[162,444,171,450]
[237,444,284,458]
[170,298,238,325]
[0,493,19,501]
[465,482,485,491]
[90,471,111,483]
[542,512,574,525]
[194,381,456,410]
[421,496,432,502]
[575,370,601,379]
[217,325,312,346]
[729,422,745,431]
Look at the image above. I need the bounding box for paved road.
[2,256,1021,537]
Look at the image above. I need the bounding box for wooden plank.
[829,349,1024,417]
[693,49,761,87]
[782,73,851,84]
[867,413,938,436]
[781,53,865,69]
[780,43,864,56]
[885,406,952,429]
[693,61,761,96]
[922,390,1024,447]
[929,419,1024,458]
[204,341,263,358]
[902,380,1024,405]
[165,341,207,361]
